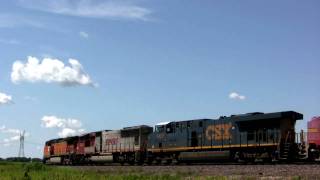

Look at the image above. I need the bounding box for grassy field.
[0,162,224,180]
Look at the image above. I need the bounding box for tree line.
[0,157,42,162]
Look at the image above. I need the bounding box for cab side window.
[156,125,164,133]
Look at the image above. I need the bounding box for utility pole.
[18,130,25,157]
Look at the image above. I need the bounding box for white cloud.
[42,116,82,129]
[229,92,246,100]
[18,0,152,21]
[58,128,76,138]
[41,116,85,138]
[79,31,89,39]
[78,129,85,133]
[0,92,13,105]
[11,56,95,87]
[0,126,28,147]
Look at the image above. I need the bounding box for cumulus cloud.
[18,0,152,21]
[79,31,89,38]
[11,56,95,87]
[42,116,82,129]
[229,92,246,100]
[41,116,85,138]
[0,92,13,105]
[58,128,76,138]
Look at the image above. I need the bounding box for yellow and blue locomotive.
[147,111,303,163]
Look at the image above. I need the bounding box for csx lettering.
[205,123,232,141]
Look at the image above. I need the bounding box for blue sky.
[0,0,319,158]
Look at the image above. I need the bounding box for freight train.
[43,111,320,164]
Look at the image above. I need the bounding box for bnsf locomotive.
[43,111,319,164]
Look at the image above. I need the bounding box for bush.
[23,162,47,171]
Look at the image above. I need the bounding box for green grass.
[0,162,197,180]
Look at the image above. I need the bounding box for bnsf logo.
[106,138,118,145]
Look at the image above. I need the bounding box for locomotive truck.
[43,111,318,164]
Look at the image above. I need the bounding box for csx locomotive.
[43,111,318,164]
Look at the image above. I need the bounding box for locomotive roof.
[226,111,303,122]
[45,135,78,144]
[157,111,303,125]
[157,118,212,126]
[122,125,153,130]
[45,130,112,142]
